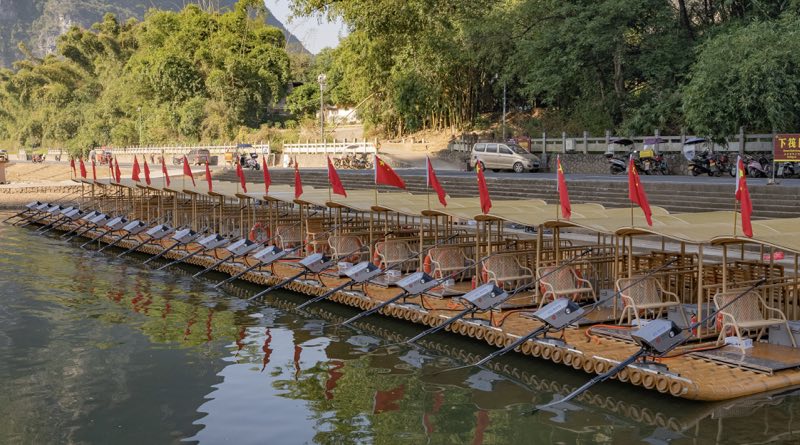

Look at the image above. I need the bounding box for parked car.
[173,149,211,166]
[0,150,8,163]
[469,142,540,173]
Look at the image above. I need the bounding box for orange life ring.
[248,223,269,243]
[423,253,433,275]
[372,245,382,266]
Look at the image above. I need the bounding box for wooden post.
[697,244,704,337]
[722,244,728,292]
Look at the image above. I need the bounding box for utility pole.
[137,106,143,146]
[502,80,507,141]
[317,73,327,146]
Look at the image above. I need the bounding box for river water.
[1,219,799,444]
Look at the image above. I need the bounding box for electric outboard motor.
[196,233,229,250]
[45,204,65,214]
[531,298,586,330]
[89,213,111,226]
[396,272,438,295]
[121,220,147,235]
[226,239,260,257]
[64,208,84,220]
[629,319,690,355]
[343,261,383,283]
[172,228,199,244]
[461,283,510,310]
[80,210,101,222]
[298,253,334,274]
[252,245,288,264]
[146,224,174,240]
[104,216,128,231]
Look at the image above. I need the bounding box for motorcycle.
[744,154,771,178]
[688,150,712,176]
[240,152,260,170]
[605,138,637,175]
[777,162,798,178]
[639,138,669,175]
[707,152,730,177]
[32,154,45,163]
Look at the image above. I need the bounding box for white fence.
[449,132,776,154]
[109,143,270,156]
[283,141,376,155]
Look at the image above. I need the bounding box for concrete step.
[215,170,800,219]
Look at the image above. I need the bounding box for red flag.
[143,158,151,185]
[69,158,76,177]
[426,156,447,206]
[262,156,271,194]
[182,155,195,186]
[374,155,406,189]
[161,156,170,187]
[131,155,141,182]
[472,410,491,445]
[556,155,571,220]
[327,156,347,197]
[114,157,121,183]
[294,162,303,199]
[91,158,97,180]
[628,156,652,226]
[79,158,87,179]
[205,161,213,192]
[476,162,492,214]
[735,156,753,237]
[373,385,405,414]
[324,360,345,400]
[236,159,247,193]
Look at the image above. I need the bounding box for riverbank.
[0,182,82,209]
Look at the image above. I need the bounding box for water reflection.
[0,222,799,444]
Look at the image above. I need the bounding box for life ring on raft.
[248,223,269,243]
[423,253,433,274]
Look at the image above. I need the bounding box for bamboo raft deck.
[15,175,800,403]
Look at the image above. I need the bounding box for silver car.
[469,142,540,173]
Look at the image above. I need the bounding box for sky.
[264,0,347,54]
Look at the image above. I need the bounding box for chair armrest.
[575,276,593,288]
[660,288,680,303]
[763,306,787,320]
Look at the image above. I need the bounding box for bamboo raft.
[14,174,800,402]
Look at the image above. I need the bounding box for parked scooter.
[777,161,798,178]
[604,138,636,175]
[744,154,771,178]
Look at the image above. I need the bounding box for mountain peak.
[0,0,310,67]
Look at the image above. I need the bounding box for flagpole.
[733,199,738,236]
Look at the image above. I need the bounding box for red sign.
[774,134,800,161]
[762,251,785,261]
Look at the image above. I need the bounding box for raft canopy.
[97,178,800,255]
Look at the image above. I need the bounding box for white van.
[469,142,540,173]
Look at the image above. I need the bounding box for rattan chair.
[375,239,418,271]
[483,254,534,291]
[427,246,473,280]
[276,224,301,250]
[328,235,364,263]
[305,218,329,254]
[713,289,795,353]
[617,276,687,326]
[537,265,596,308]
